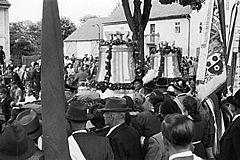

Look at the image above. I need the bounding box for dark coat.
[0,96,12,123]
[108,123,143,160]
[73,132,114,160]
[219,116,240,160]
[192,118,209,159]
[132,110,162,137]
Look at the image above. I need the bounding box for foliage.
[79,14,99,24]
[159,0,206,10]
[60,16,77,40]
[10,17,76,61]
[10,21,41,57]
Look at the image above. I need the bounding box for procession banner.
[196,0,227,100]
[232,32,240,94]
[233,52,240,94]
[41,0,71,159]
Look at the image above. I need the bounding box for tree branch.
[122,0,135,31]
[141,0,152,29]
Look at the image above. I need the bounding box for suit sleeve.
[232,126,240,158]
[105,139,114,160]
[144,137,164,160]
[132,113,146,136]
[109,137,127,160]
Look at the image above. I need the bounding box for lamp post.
[92,24,101,53]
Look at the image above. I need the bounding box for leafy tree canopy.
[159,0,206,10]
[10,17,76,62]
[60,16,77,40]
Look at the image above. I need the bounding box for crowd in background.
[0,48,239,160]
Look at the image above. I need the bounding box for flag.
[41,0,71,159]
[232,37,240,94]
[196,0,227,100]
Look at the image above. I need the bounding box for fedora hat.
[66,101,93,122]
[227,89,240,108]
[0,123,37,160]
[15,109,42,140]
[100,97,131,112]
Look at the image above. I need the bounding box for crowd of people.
[0,49,239,160]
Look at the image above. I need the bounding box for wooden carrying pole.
[41,0,71,159]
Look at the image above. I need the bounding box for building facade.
[103,0,208,58]
[0,0,10,62]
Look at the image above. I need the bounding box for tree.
[79,14,99,24]
[122,0,205,76]
[159,0,205,10]
[60,16,77,40]
[10,21,41,58]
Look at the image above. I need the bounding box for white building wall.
[145,18,189,56]
[189,2,208,58]
[104,19,190,57]
[103,23,131,40]
[0,7,10,63]
[76,41,92,59]
[64,41,77,58]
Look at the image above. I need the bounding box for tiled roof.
[105,0,192,24]
[0,0,10,6]
[64,17,108,42]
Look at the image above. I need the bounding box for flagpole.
[41,0,71,159]
[217,0,226,52]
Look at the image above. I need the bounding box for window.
[175,22,180,33]
[150,24,155,42]
[199,22,202,33]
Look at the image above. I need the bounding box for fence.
[22,55,41,67]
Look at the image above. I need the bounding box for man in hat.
[0,122,43,160]
[15,109,42,145]
[100,97,143,160]
[66,101,114,160]
[219,89,240,160]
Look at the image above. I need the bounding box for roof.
[104,0,192,24]
[0,0,10,6]
[64,17,108,42]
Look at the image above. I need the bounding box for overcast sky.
[8,0,120,25]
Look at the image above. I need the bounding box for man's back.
[108,123,143,160]
[73,133,114,160]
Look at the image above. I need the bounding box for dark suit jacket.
[132,110,162,137]
[73,132,114,160]
[0,96,12,122]
[219,116,240,160]
[108,123,143,160]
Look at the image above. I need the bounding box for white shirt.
[68,130,87,160]
[24,95,37,103]
[106,123,122,137]
[232,114,240,122]
[169,151,202,160]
